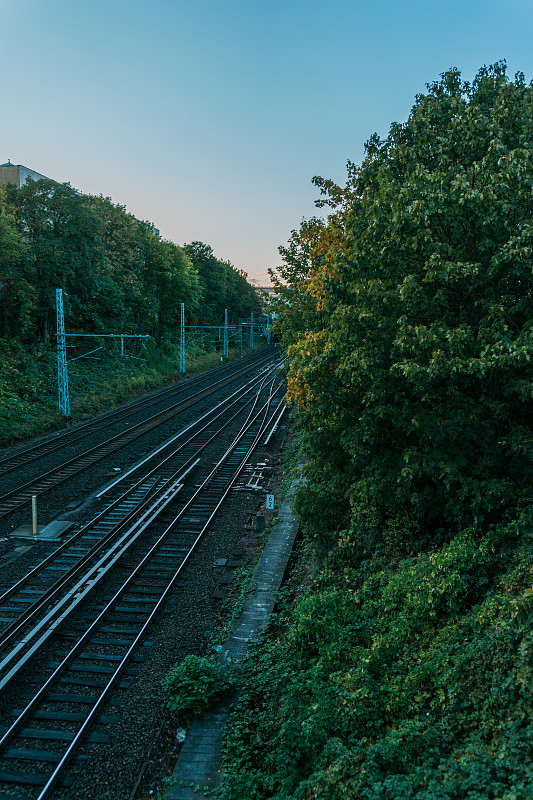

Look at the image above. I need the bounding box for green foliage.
[268,218,331,349]
[0,337,244,446]
[277,62,533,536]
[4,179,107,342]
[0,178,261,441]
[0,338,62,441]
[0,185,27,337]
[0,182,260,344]
[184,241,261,325]
[219,516,533,799]
[162,654,234,721]
[218,63,533,800]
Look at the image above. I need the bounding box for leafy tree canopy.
[0,185,27,337]
[220,63,533,800]
[0,183,260,343]
[184,241,261,324]
[4,179,105,341]
[272,61,533,537]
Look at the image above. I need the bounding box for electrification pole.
[250,312,254,350]
[180,302,185,373]
[224,309,228,358]
[56,288,70,416]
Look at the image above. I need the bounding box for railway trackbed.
[0,348,277,522]
[0,354,287,799]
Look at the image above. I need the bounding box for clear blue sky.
[2,0,532,284]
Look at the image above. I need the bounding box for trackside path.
[166,457,305,799]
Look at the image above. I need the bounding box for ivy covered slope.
[219,64,533,799]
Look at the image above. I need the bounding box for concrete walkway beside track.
[165,462,304,799]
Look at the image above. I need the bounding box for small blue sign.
[266,494,275,510]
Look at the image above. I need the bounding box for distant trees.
[0,180,259,343]
[0,185,26,338]
[183,241,260,324]
[8,179,106,342]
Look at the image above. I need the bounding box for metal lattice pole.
[239,323,242,357]
[250,312,254,350]
[224,309,228,358]
[56,288,70,416]
[180,302,185,373]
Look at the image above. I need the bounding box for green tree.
[222,260,261,321]
[88,199,202,339]
[157,239,202,333]
[0,185,28,338]
[280,62,533,537]
[184,241,260,324]
[1,185,260,348]
[89,195,149,333]
[268,217,332,348]
[183,241,228,323]
[7,179,104,342]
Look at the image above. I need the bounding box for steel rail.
[0,474,190,691]
[0,372,278,668]
[0,473,194,668]
[0,368,280,657]
[0,351,281,519]
[95,361,283,498]
[263,403,288,445]
[0,351,275,498]
[0,377,283,798]
[0,363,277,612]
[33,383,281,797]
[0,348,275,477]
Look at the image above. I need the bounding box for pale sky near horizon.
[2,0,533,285]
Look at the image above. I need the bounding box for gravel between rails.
[73,483,276,800]
[0,361,289,800]
[0,352,277,546]
[0,436,288,800]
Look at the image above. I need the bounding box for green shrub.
[162,654,234,721]
[218,516,533,799]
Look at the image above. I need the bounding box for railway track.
[0,351,274,480]
[0,359,286,799]
[0,348,277,521]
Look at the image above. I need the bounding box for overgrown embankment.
[0,339,249,447]
[217,63,533,799]
[219,504,533,799]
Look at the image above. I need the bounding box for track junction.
[0,348,287,799]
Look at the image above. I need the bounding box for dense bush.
[219,63,533,799]
[219,515,533,799]
[162,654,234,722]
